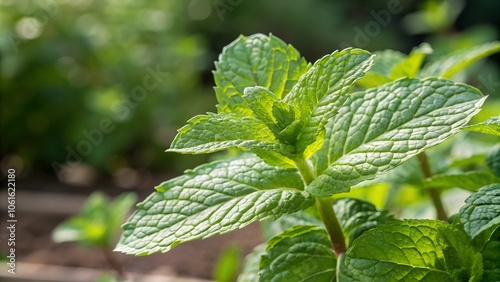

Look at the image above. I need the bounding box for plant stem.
[417,152,448,221]
[101,247,125,280]
[316,197,347,256]
[295,157,347,256]
[294,157,315,185]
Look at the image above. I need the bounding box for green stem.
[316,197,347,256]
[417,152,448,221]
[294,157,315,185]
[101,247,125,279]
[295,157,347,256]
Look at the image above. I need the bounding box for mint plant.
[53,191,137,279]
[115,34,500,281]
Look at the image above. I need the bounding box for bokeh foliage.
[1,0,498,180]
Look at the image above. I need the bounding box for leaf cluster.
[115,34,500,281]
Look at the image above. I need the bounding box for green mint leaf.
[272,100,297,132]
[438,225,483,282]
[214,246,242,282]
[168,112,296,166]
[52,192,137,247]
[420,41,500,78]
[272,101,303,145]
[107,193,138,244]
[242,86,279,129]
[463,116,500,137]
[284,48,374,156]
[487,146,500,177]
[214,34,308,115]
[172,42,375,163]
[345,219,481,282]
[259,225,336,281]
[356,157,424,188]
[481,228,500,282]
[237,244,266,282]
[357,50,405,88]
[459,184,500,241]
[358,43,433,88]
[450,154,487,169]
[262,211,323,240]
[424,171,500,192]
[52,192,108,246]
[390,43,433,79]
[337,253,361,282]
[115,156,314,255]
[345,220,450,281]
[308,77,486,197]
[251,150,296,168]
[243,86,303,145]
[333,198,396,246]
[366,50,406,77]
[356,72,393,89]
[276,120,304,146]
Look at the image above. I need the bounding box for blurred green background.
[1,0,499,186]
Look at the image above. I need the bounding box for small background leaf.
[214,245,242,282]
[358,43,433,88]
[486,146,500,176]
[237,244,266,282]
[463,116,500,137]
[52,192,137,247]
[420,41,500,78]
[424,171,500,192]
[357,50,405,88]
[390,43,433,79]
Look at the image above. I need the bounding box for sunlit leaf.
[463,116,500,137]
[345,220,482,282]
[284,48,374,155]
[214,34,308,115]
[309,77,486,197]
[115,156,314,255]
